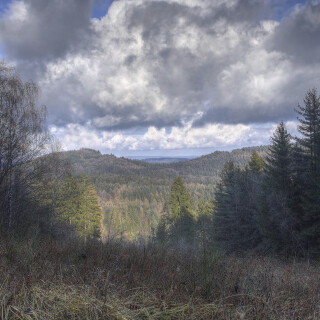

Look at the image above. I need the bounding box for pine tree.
[170,207,195,245]
[168,177,193,220]
[295,88,320,253]
[56,174,102,241]
[266,122,292,192]
[296,88,320,178]
[214,159,262,251]
[247,152,264,173]
[77,175,103,242]
[166,177,195,245]
[243,154,264,249]
[214,161,242,250]
[261,122,297,252]
[56,173,81,226]
[155,215,167,245]
[196,199,215,251]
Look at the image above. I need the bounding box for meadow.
[1,234,318,320]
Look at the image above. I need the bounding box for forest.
[1,63,320,319]
[58,145,268,238]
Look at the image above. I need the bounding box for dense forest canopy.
[56,145,267,238]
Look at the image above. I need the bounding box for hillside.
[58,146,268,238]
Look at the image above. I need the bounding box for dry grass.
[0,235,319,319]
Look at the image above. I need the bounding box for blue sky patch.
[92,0,115,19]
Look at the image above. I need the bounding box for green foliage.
[156,177,196,246]
[170,208,196,245]
[247,152,265,173]
[213,88,320,255]
[294,88,320,253]
[52,146,267,239]
[261,121,297,252]
[56,174,102,241]
[168,177,194,219]
[296,88,320,176]
[214,161,261,251]
[155,216,167,245]
[265,121,293,191]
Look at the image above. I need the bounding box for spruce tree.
[170,207,195,245]
[56,173,81,226]
[296,88,320,177]
[77,175,103,242]
[168,177,193,220]
[262,122,297,252]
[155,216,167,245]
[247,152,264,173]
[265,122,292,192]
[243,153,264,248]
[56,174,102,241]
[196,199,215,252]
[295,88,320,252]
[166,177,195,245]
[214,158,262,251]
[214,161,242,250]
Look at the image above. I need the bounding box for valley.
[59,146,268,238]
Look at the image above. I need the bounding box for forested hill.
[167,146,268,180]
[57,146,268,238]
[60,145,268,180]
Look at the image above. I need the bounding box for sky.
[0,0,319,157]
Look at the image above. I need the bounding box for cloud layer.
[0,0,319,153]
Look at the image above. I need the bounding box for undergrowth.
[0,234,319,319]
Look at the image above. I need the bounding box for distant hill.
[56,146,269,238]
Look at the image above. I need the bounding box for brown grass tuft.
[0,236,319,319]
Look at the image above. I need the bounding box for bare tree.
[0,62,49,229]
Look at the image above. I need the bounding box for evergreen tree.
[170,206,196,245]
[160,177,196,246]
[296,88,320,178]
[247,152,264,173]
[295,88,320,252]
[266,122,292,192]
[196,199,215,251]
[77,175,103,242]
[56,173,80,226]
[168,177,193,219]
[261,122,297,252]
[243,154,264,248]
[155,215,167,245]
[214,158,262,252]
[214,161,242,250]
[56,174,102,241]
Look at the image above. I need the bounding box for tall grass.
[0,234,319,319]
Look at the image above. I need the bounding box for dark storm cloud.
[1,0,320,139]
[0,0,93,62]
[194,102,294,127]
[128,0,267,36]
[269,1,320,64]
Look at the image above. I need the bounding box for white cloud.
[50,119,278,153]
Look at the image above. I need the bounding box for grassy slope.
[0,235,318,319]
